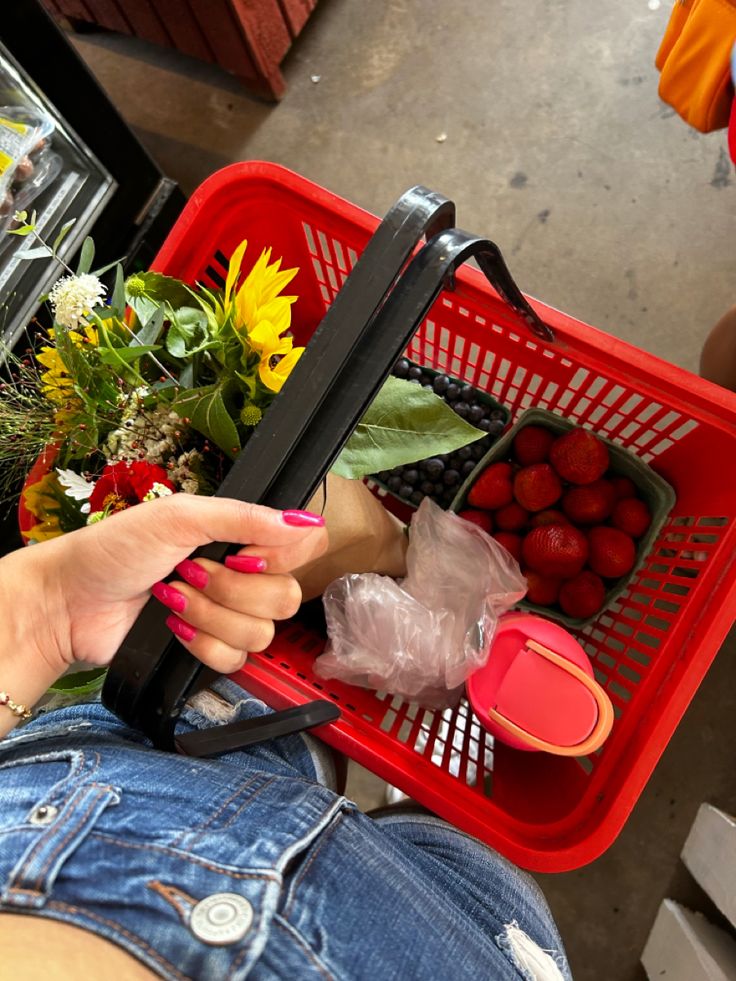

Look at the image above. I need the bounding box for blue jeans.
[0,680,571,980]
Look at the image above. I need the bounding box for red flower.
[88,461,175,516]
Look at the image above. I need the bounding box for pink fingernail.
[225,555,267,573]
[282,509,325,528]
[166,613,197,643]
[176,559,209,589]
[152,581,187,614]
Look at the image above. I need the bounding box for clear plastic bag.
[315,497,527,708]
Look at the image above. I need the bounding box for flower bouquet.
[2,213,486,558]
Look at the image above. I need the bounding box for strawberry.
[588,526,636,578]
[611,498,651,538]
[467,462,513,510]
[524,568,562,606]
[530,508,569,528]
[513,425,556,466]
[458,509,493,534]
[495,501,529,532]
[493,531,523,562]
[610,476,637,501]
[561,479,616,525]
[549,428,609,485]
[559,571,606,619]
[513,463,562,512]
[522,525,588,578]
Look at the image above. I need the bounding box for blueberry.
[420,480,435,495]
[488,419,506,436]
[490,409,506,421]
[462,460,477,476]
[471,442,487,460]
[454,402,470,419]
[433,482,445,494]
[443,469,460,486]
[408,365,423,380]
[457,445,473,460]
[468,405,485,424]
[422,457,445,479]
[408,378,421,385]
[410,491,424,506]
[438,453,451,464]
[403,468,419,485]
[445,383,460,402]
[387,475,402,492]
[393,358,410,378]
[460,385,475,403]
[477,418,491,431]
[433,374,450,395]
[423,384,435,391]
[399,482,414,498]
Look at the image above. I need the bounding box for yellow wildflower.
[36,325,98,404]
[22,472,63,543]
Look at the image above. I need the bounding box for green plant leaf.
[97,344,161,365]
[178,362,194,388]
[8,223,35,237]
[52,218,77,253]
[166,306,209,358]
[172,384,241,459]
[77,237,95,274]
[134,303,165,346]
[15,244,53,259]
[92,256,126,277]
[111,263,125,314]
[54,326,92,389]
[126,270,193,309]
[331,376,484,480]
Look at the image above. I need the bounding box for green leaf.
[77,236,95,274]
[172,384,241,460]
[52,218,77,253]
[127,294,159,326]
[111,263,125,314]
[97,344,161,365]
[92,256,126,277]
[179,362,194,388]
[8,223,35,237]
[165,306,207,358]
[55,326,92,389]
[125,270,193,310]
[332,376,484,480]
[15,244,53,259]
[134,304,165,346]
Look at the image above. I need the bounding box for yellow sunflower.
[224,240,304,392]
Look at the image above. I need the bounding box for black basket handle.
[102,186,456,755]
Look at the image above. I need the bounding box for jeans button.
[190,893,254,945]
[29,804,58,826]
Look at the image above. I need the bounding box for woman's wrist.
[0,546,69,736]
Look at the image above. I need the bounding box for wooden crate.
[43,0,319,100]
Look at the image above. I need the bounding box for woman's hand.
[0,496,326,733]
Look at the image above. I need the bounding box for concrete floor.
[66,2,736,978]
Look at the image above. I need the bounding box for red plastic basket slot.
[152,161,736,872]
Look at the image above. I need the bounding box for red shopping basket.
[152,161,736,872]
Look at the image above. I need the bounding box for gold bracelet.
[0,690,32,720]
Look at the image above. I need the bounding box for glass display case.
[0,40,115,349]
[0,0,185,355]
